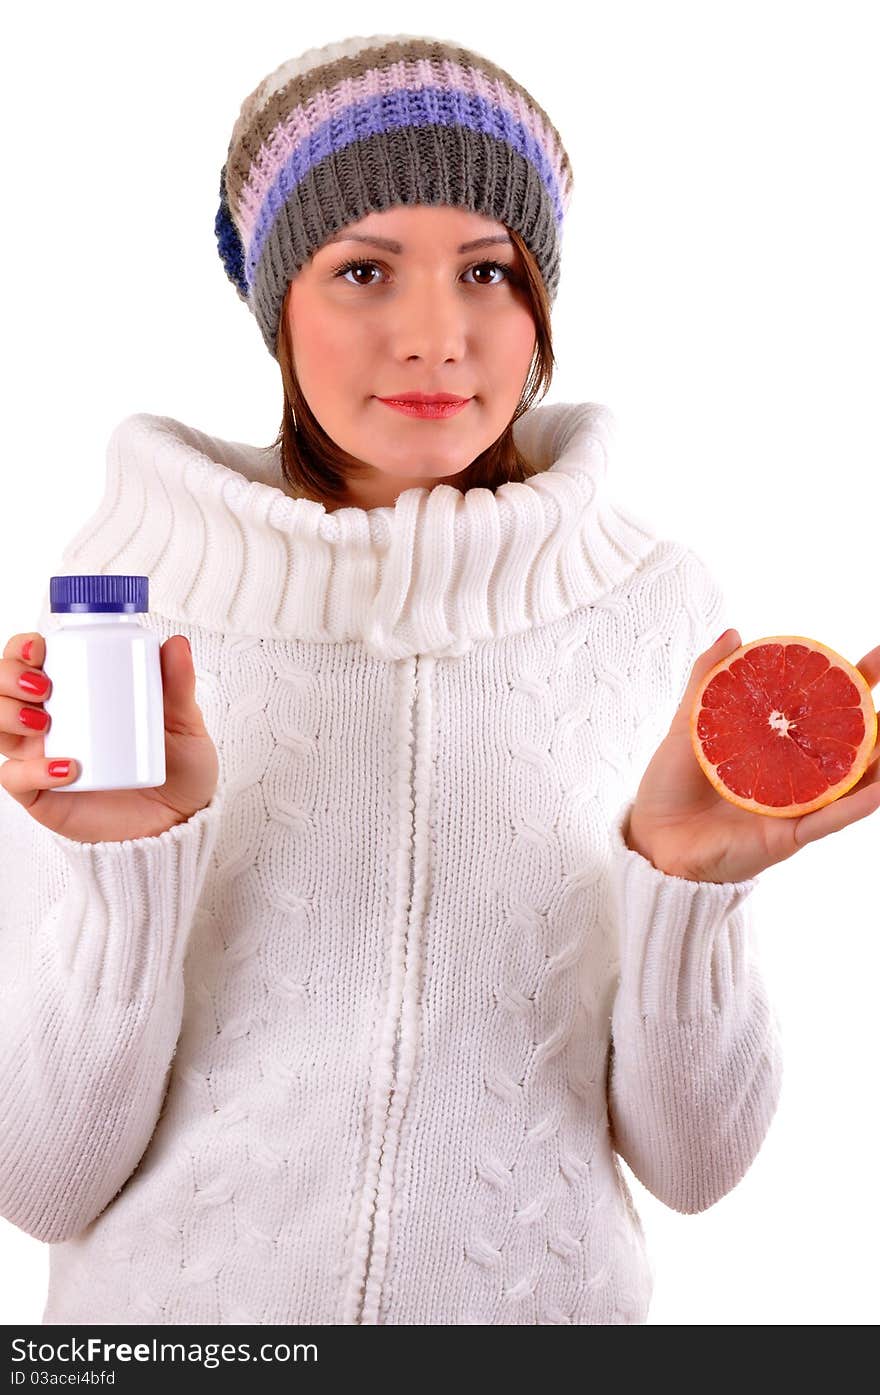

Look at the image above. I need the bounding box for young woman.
[1,33,878,1327]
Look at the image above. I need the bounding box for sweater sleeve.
[601,543,784,1215]
[603,794,784,1217]
[0,781,225,1249]
[0,580,225,1244]
[0,779,224,1243]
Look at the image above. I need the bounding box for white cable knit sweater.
[0,402,783,1325]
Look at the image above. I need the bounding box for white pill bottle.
[43,574,166,792]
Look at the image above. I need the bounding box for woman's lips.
[376,398,470,419]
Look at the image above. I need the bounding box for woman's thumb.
[710,627,741,655]
[673,628,742,732]
[160,635,207,734]
[691,627,742,689]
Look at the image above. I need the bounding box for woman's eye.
[463,262,511,286]
[335,261,380,286]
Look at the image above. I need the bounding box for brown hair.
[268,226,556,508]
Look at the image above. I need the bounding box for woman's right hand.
[0,631,219,843]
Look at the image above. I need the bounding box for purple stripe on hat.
[242,88,567,291]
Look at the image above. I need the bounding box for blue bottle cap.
[49,575,149,614]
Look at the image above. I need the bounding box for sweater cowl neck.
[57,402,660,660]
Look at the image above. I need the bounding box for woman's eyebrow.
[324,233,513,253]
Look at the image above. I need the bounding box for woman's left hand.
[625,630,880,883]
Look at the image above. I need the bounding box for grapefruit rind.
[689,635,878,819]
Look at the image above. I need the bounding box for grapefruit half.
[690,635,877,818]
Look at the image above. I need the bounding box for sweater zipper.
[352,657,421,1324]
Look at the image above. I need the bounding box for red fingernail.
[48,761,71,777]
[22,639,33,662]
[19,671,49,696]
[20,707,50,731]
[714,630,729,644]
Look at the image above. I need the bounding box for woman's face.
[283,204,537,509]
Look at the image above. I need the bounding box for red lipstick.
[377,393,471,420]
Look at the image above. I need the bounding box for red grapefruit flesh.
[690,636,877,818]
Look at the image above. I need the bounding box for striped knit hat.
[215,34,574,359]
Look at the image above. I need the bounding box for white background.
[1,0,877,1326]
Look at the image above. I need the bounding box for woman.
[1,32,877,1327]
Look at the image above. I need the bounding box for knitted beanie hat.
[215,34,574,359]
